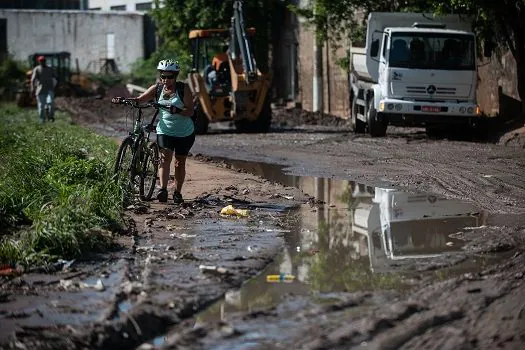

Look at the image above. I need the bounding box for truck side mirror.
[483,40,494,58]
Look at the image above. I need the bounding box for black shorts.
[157,133,195,156]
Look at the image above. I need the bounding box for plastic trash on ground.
[220,204,250,217]
[266,273,295,283]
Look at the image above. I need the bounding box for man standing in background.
[31,56,57,122]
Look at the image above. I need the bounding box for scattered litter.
[296,246,301,252]
[0,265,21,277]
[266,274,295,283]
[265,228,291,233]
[60,278,105,291]
[242,188,250,195]
[270,193,295,200]
[463,225,487,230]
[446,242,454,246]
[136,245,156,252]
[482,174,494,178]
[169,232,196,238]
[220,205,250,217]
[120,281,143,295]
[199,265,229,275]
[82,279,105,292]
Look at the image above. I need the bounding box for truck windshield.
[389,32,475,70]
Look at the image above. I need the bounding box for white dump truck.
[349,12,484,137]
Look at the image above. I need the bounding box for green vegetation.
[307,221,405,292]
[0,56,27,101]
[0,104,125,267]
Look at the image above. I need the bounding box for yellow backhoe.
[187,0,271,134]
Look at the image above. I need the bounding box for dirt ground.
[1,94,525,349]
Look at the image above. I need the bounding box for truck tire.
[366,95,387,137]
[350,95,366,134]
[425,126,446,139]
[194,103,209,135]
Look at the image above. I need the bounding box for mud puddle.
[146,157,512,349]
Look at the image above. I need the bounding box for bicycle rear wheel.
[139,142,159,201]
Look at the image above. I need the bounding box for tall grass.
[0,104,125,267]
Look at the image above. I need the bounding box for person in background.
[112,59,195,204]
[31,56,57,123]
[212,44,229,72]
[207,44,229,88]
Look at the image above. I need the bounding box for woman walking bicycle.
[112,59,195,204]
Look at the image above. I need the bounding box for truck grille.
[405,86,457,95]
[390,83,471,99]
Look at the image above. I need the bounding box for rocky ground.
[1,93,525,349]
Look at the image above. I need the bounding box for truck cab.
[350,13,484,137]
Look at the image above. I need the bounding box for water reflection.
[196,161,485,323]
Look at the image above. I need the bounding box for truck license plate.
[422,106,441,113]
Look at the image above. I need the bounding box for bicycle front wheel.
[139,142,159,201]
[114,136,134,179]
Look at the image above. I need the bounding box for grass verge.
[0,104,125,267]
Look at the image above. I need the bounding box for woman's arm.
[111,84,157,104]
[135,84,157,103]
[173,83,194,117]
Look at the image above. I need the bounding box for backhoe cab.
[187,0,271,134]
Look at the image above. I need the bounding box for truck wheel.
[366,96,387,137]
[350,95,365,134]
[194,103,209,135]
[425,126,446,139]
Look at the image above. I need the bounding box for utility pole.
[312,2,323,113]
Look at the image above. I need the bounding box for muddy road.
[1,96,525,349]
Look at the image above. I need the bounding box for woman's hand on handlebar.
[111,97,137,105]
[151,102,171,112]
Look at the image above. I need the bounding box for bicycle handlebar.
[112,97,170,111]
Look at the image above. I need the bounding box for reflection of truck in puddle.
[352,187,482,271]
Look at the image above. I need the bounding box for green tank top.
[156,88,194,137]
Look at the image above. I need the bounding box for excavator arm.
[230,0,257,84]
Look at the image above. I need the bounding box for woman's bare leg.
[159,148,173,189]
[173,155,187,193]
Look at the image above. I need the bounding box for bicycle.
[112,98,168,201]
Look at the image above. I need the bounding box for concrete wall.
[0,9,145,73]
[88,0,154,11]
[297,25,350,118]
